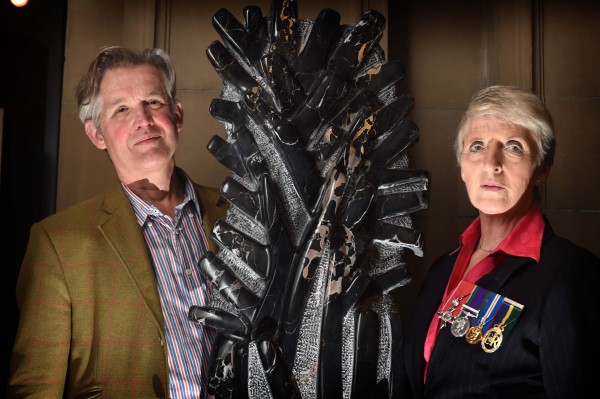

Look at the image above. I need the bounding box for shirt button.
[185,268,192,276]
[148,221,153,227]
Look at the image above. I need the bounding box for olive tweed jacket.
[7,179,226,398]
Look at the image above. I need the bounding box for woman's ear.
[84,120,107,150]
[533,165,550,185]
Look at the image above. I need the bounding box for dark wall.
[0,0,66,391]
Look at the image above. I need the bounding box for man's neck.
[123,167,186,218]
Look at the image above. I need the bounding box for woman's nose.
[483,144,502,172]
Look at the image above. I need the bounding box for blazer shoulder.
[39,193,106,228]
[193,182,228,218]
[543,234,600,270]
[38,183,127,231]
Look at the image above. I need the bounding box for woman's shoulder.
[543,234,600,267]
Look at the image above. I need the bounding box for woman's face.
[460,115,546,217]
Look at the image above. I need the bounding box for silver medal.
[450,316,470,337]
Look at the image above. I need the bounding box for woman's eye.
[467,142,485,153]
[505,141,524,154]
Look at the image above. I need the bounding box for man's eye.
[147,99,166,107]
[115,106,128,114]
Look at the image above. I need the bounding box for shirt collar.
[451,203,544,262]
[122,168,201,227]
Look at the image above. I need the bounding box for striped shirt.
[123,173,216,398]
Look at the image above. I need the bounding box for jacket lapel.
[97,182,165,329]
[478,219,555,291]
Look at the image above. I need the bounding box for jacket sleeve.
[7,222,70,398]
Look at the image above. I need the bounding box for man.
[7,46,225,398]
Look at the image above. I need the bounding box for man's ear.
[84,120,107,150]
[174,102,184,132]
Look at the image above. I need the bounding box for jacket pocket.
[75,386,102,399]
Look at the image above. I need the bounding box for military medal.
[451,304,478,337]
[450,316,470,337]
[465,292,502,344]
[481,324,504,353]
[446,283,525,353]
[437,293,467,329]
[464,324,484,344]
[480,299,523,353]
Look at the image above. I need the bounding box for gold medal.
[481,324,505,353]
[464,325,483,344]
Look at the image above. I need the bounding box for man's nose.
[134,103,154,128]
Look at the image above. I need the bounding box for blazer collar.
[477,219,556,292]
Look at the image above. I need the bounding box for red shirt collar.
[452,203,544,262]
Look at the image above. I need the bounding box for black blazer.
[401,219,600,399]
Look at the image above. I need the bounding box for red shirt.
[422,203,545,381]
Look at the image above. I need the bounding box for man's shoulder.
[189,180,227,221]
[39,191,111,229]
[192,182,221,200]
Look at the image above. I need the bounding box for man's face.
[84,65,183,183]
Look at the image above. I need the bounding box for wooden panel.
[486,0,533,87]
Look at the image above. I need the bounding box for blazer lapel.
[477,256,532,291]
[98,182,165,329]
[478,220,555,291]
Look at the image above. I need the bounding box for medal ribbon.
[477,292,504,334]
[496,299,523,336]
[464,287,495,327]
[463,286,487,321]
[488,300,511,329]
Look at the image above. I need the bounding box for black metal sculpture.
[189,1,430,397]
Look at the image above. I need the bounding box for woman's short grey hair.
[75,46,178,128]
[453,85,556,170]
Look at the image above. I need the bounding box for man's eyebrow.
[147,89,167,97]
[106,90,166,107]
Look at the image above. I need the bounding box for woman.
[401,85,600,398]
